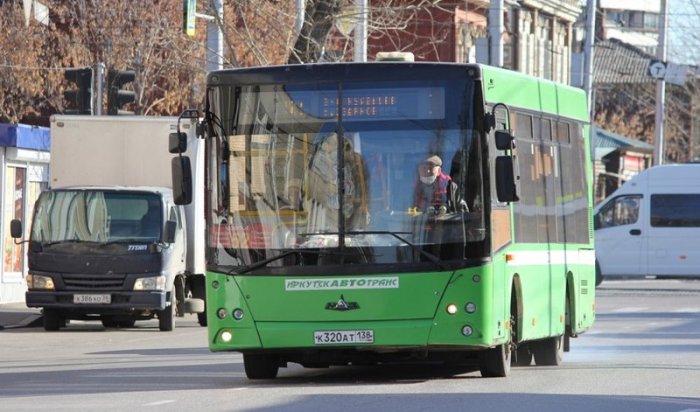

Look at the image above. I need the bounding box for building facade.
[0,123,50,303]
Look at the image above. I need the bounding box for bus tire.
[595,261,604,287]
[478,343,511,377]
[532,335,564,366]
[243,353,279,379]
[512,343,533,366]
[479,306,513,377]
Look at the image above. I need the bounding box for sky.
[667,0,699,65]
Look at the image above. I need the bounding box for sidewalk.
[0,302,43,330]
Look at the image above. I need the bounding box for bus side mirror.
[496,156,520,202]
[163,220,177,243]
[10,219,22,239]
[172,156,192,205]
[169,132,187,154]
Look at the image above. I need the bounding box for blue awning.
[0,123,50,151]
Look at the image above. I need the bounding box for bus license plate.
[314,330,374,345]
[73,294,111,304]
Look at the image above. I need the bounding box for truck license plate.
[73,294,111,304]
[314,330,374,345]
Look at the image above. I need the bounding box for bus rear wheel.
[532,335,564,366]
[243,353,279,379]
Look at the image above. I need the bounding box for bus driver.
[414,155,466,214]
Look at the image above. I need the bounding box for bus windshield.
[206,76,487,272]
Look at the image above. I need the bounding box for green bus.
[171,62,596,379]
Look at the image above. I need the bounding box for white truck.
[593,163,700,285]
[11,115,205,331]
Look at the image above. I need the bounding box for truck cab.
[12,187,197,330]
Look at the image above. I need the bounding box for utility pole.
[95,63,105,116]
[583,0,596,120]
[295,0,305,35]
[207,0,224,71]
[653,0,668,166]
[354,0,368,62]
[488,0,504,67]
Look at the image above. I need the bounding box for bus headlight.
[446,304,458,315]
[26,274,55,290]
[220,330,233,343]
[133,275,166,291]
[461,325,473,336]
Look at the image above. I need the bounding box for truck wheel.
[101,317,118,328]
[243,353,279,379]
[43,309,63,331]
[197,312,207,327]
[159,287,176,331]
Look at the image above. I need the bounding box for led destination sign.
[287,87,445,121]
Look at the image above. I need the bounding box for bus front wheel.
[243,353,280,379]
[478,343,511,377]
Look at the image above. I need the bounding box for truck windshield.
[31,190,162,244]
[206,74,487,272]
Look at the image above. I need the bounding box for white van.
[593,163,700,284]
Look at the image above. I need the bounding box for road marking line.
[609,307,649,313]
[143,400,176,406]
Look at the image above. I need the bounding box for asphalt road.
[1,278,699,412]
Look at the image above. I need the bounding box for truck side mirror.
[495,156,520,202]
[172,156,192,205]
[495,130,514,151]
[10,219,22,239]
[163,220,177,243]
[169,132,187,154]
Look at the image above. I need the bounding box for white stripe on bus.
[505,250,595,266]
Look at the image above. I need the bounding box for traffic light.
[107,68,136,115]
[63,67,93,115]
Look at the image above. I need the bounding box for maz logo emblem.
[325,294,360,311]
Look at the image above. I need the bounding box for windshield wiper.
[230,249,323,275]
[99,238,156,246]
[297,231,447,270]
[40,239,91,247]
[344,230,448,270]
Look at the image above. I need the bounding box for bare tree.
[0,0,480,125]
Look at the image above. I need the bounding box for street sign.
[648,60,691,85]
[648,61,666,80]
